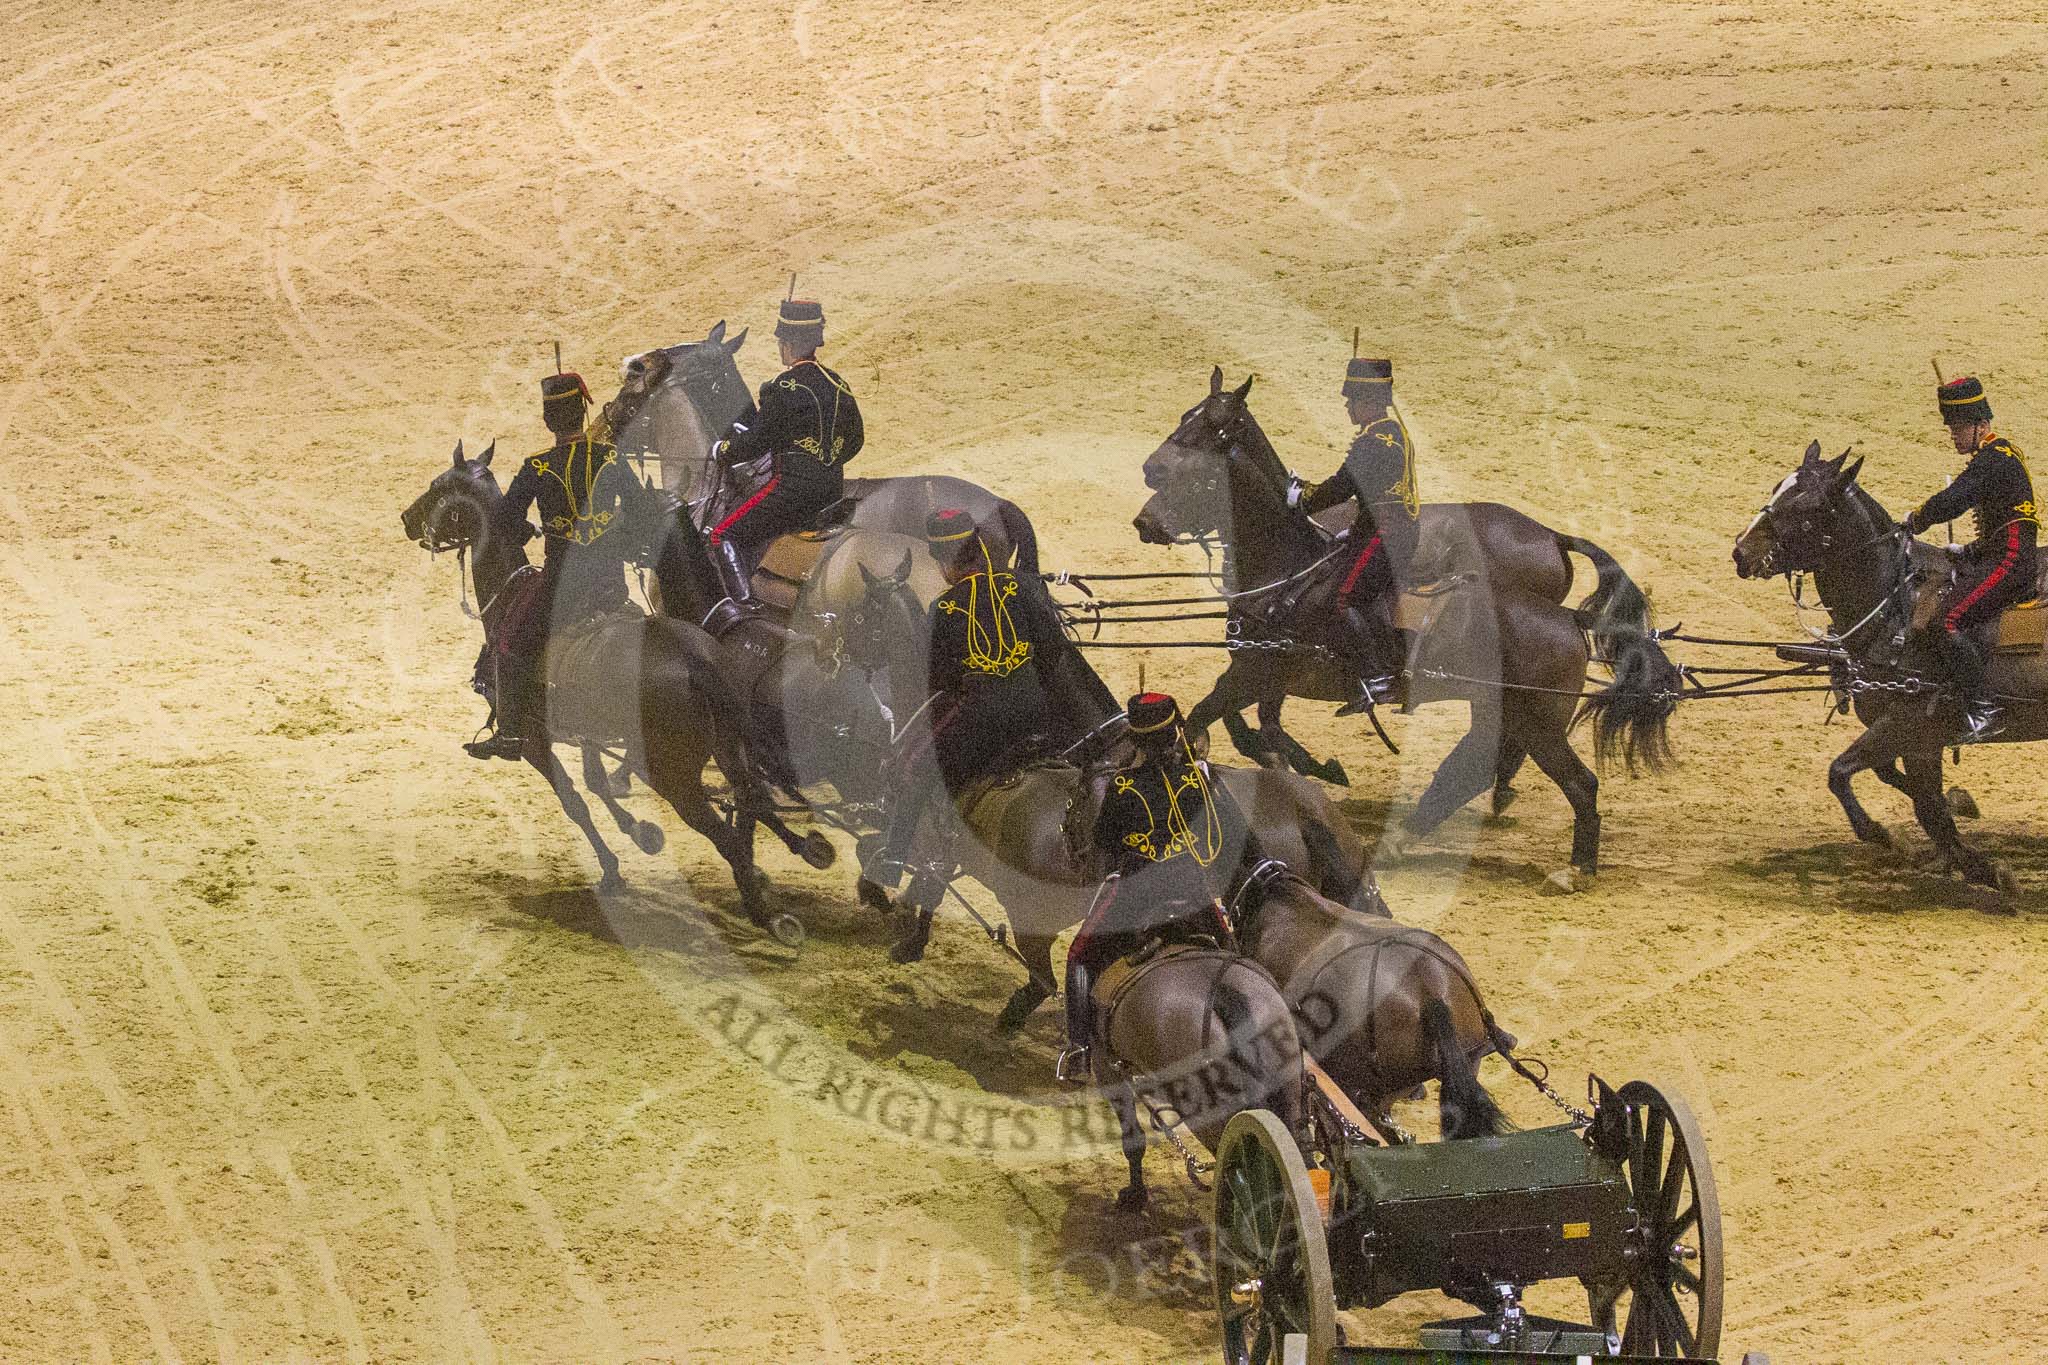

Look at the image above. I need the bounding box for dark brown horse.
[1088,942,1306,1211]
[1134,372,1681,891]
[401,444,820,940]
[1733,441,2044,894]
[1230,864,1507,1139]
[1133,368,1654,795]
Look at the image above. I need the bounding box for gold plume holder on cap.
[1931,356,1946,385]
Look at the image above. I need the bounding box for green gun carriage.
[1212,1074,1724,1363]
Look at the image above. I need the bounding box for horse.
[400,443,821,941]
[844,558,1512,1143]
[1230,864,1507,1139]
[1732,440,2046,894]
[1087,939,1305,1212]
[1133,371,1681,891]
[602,321,1046,572]
[1132,367,1655,794]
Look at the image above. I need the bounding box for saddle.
[747,499,859,613]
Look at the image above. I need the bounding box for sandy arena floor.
[3,1,2047,1360]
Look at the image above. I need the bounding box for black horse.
[1733,441,2044,894]
[401,443,820,941]
[1132,372,1681,891]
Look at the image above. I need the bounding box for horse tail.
[994,496,1042,576]
[1210,962,1302,1129]
[1573,627,1680,776]
[1423,998,1506,1140]
[1558,533,1651,643]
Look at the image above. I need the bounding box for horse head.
[612,322,754,496]
[1133,367,1258,545]
[844,547,924,678]
[401,439,503,552]
[1732,438,1864,579]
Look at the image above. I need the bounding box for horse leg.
[995,933,1058,1037]
[889,869,945,964]
[1110,1084,1150,1213]
[1185,665,1250,758]
[1901,747,2014,893]
[1258,693,1348,786]
[580,741,632,798]
[1219,707,1266,765]
[644,732,772,926]
[1826,725,1900,853]
[1518,706,1601,889]
[579,745,665,855]
[524,740,625,893]
[1491,732,1527,817]
[1392,721,1502,855]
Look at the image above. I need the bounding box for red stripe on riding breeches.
[1944,523,2024,634]
[710,474,782,546]
[1337,535,1383,601]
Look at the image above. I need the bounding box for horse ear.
[1210,365,1223,396]
[478,440,495,468]
[893,548,915,583]
[858,561,878,589]
[726,326,747,355]
[1802,439,1822,465]
[451,439,465,467]
[1836,455,1865,487]
[1232,373,1255,401]
[707,320,726,344]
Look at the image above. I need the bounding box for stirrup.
[1055,1045,1092,1086]
[1959,702,2006,744]
[464,731,525,760]
[1334,675,1397,718]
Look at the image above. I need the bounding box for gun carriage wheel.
[1213,1108,1336,1365]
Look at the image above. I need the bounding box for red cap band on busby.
[1342,356,1394,399]
[1126,691,1182,735]
[541,372,591,431]
[776,298,826,347]
[1937,375,1992,426]
[926,507,977,544]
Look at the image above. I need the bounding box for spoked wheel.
[1213,1109,1335,1365]
[1587,1079,1724,1358]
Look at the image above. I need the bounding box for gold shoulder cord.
[938,539,1032,677]
[1384,410,1420,517]
[533,440,620,545]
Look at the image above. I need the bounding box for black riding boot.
[1058,960,1093,1084]
[1333,602,1399,717]
[1931,628,2003,742]
[704,538,758,634]
[466,652,536,760]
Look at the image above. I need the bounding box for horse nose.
[1132,509,1165,545]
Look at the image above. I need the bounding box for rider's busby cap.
[541,372,591,430]
[1342,356,1394,399]
[1937,375,1992,426]
[1126,691,1183,735]
[926,507,978,545]
[776,298,825,346]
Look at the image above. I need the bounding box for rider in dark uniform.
[706,297,864,629]
[872,509,1080,910]
[1058,693,1267,1081]
[1902,374,2039,741]
[1286,357,1420,716]
[467,371,639,759]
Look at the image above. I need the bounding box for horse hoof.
[632,821,665,855]
[1541,867,1586,896]
[800,832,837,870]
[597,870,626,895]
[889,930,929,965]
[1114,1186,1149,1214]
[769,913,807,949]
[1947,787,1981,820]
[1490,785,1519,819]
[994,991,1045,1037]
[1320,760,1351,788]
[856,877,894,914]
[1382,830,1415,861]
